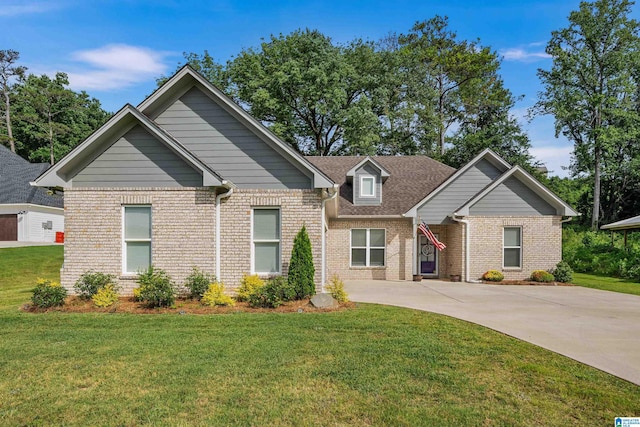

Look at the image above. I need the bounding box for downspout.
[321,184,339,292]
[215,182,233,281]
[451,213,470,282]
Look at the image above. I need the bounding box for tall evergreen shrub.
[288,225,315,299]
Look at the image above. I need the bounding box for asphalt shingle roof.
[0,145,64,208]
[306,156,456,216]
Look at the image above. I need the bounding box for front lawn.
[573,272,640,296]
[1,246,639,425]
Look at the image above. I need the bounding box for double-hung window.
[351,228,385,267]
[503,227,522,268]
[123,206,152,274]
[252,208,281,274]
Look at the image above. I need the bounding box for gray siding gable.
[418,158,504,224]
[469,176,558,216]
[155,87,312,189]
[73,125,202,187]
[353,163,382,206]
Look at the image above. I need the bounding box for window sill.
[502,268,522,272]
[350,266,386,269]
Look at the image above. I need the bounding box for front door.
[419,234,438,276]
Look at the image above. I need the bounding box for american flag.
[418,221,446,251]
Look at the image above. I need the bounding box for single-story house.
[33,66,577,293]
[0,144,64,242]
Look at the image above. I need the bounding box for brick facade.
[219,188,323,290]
[326,218,413,280]
[62,187,323,295]
[467,216,562,281]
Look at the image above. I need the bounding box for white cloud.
[0,1,61,16]
[500,47,551,62]
[530,144,573,177]
[66,44,173,91]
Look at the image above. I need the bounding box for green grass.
[1,246,639,426]
[573,272,640,296]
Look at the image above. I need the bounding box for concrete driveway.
[345,279,640,385]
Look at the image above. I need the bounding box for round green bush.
[482,270,504,282]
[32,279,67,308]
[530,270,555,283]
[184,267,215,300]
[551,261,573,283]
[136,266,176,308]
[74,270,115,299]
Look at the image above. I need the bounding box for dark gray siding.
[418,159,505,224]
[469,176,558,216]
[155,87,311,189]
[353,163,382,205]
[73,125,202,187]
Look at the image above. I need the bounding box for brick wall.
[326,218,413,280]
[62,187,323,294]
[219,188,323,291]
[468,216,562,280]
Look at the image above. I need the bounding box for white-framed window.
[351,228,385,267]
[252,208,281,274]
[503,227,522,269]
[123,205,152,274]
[360,175,375,197]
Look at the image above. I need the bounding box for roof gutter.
[215,181,234,281]
[321,184,339,292]
[451,213,470,282]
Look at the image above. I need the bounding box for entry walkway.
[344,279,640,385]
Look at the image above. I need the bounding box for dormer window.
[360,176,375,198]
[346,157,389,206]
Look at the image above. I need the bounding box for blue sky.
[4,0,638,177]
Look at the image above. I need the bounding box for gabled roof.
[601,215,640,230]
[307,156,455,216]
[405,148,510,216]
[0,145,63,208]
[346,157,391,182]
[138,65,333,189]
[454,165,579,217]
[33,104,224,188]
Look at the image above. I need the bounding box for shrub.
[482,270,504,282]
[530,270,555,283]
[74,270,115,299]
[550,261,573,283]
[288,226,316,299]
[135,266,176,308]
[184,267,215,300]
[92,284,119,308]
[32,278,67,308]
[325,274,349,303]
[248,276,295,308]
[236,274,264,302]
[201,282,235,307]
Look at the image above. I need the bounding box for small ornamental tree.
[288,225,315,299]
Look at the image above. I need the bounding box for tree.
[535,0,640,228]
[0,49,27,153]
[399,17,506,157]
[288,225,315,299]
[157,50,229,91]
[13,73,110,164]
[227,29,379,155]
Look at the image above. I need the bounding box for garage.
[0,214,18,241]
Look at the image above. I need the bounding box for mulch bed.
[22,297,355,314]
[482,280,574,286]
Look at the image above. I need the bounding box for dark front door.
[0,214,18,241]
[418,234,438,276]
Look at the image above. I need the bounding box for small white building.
[0,145,64,242]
